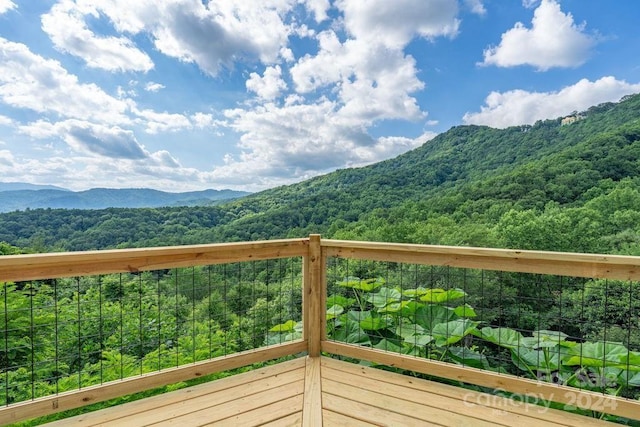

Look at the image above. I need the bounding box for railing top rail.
[0,238,310,282]
[5,235,640,283]
[321,238,640,281]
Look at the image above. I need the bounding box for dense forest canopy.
[1,93,639,254]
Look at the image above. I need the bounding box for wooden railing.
[0,239,311,425]
[318,239,640,422]
[2,235,640,424]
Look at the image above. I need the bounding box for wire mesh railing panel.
[323,257,640,401]
[0,257,303,405]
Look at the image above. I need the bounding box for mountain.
[209,93,640,242]
[0,93,639,252]
[0,188,250,213]
[0,182,69,192]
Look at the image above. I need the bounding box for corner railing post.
[304,234,324,357]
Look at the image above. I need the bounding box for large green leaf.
[266,330,302,345]
[377,300,409,313]
[395,323,433,346]
[402,287,428,298]
[269,319,297,332]
[520,337,559,349]
[614,351,640,371]
[373,338,404,353]
[333,318,371,346]
[472,326,524,349]
[453,304,477,318]
[414,304,455,331]
[337,277,385,292]
[419,288,467,304]
[431,319,479,346]
[511,346,562,373]
[565,367,622,391]
[448,346,491,370]
[326,304,344,320]
[563,342,630,368]
[347,310,372,323]
[326,294,356,309]
[364,287,402,308]
[626,371,640,387]
[359,316,390,331]
[396,323,426,340]
[414,334,434,346]
[532,330,569,341]
[530,330,576,348]
[399,301,424,317]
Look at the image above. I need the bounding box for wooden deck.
[43,356,621,427]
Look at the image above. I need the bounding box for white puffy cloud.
[41,0,153,72]
[464,0,486,16]
[0,152,204,192]
[131,108,192,134]
[149,150,181,168]
[291,33,424,121]
[153,1,294,75]
[481,0,596,70]
[217,96,433,188]
[190,113,216,129]
[17,118,189,187]
[63,121,148,159]
[354,132,437,163]
[144,82,165,92]
[0,37,131,124]
[0,149,14,166]
[0,115,13,126]
[216,0,466,187]
[2,0,476,191]
[0,38,216,162]
[463,76,640,128]
[53,0,295,76]
[20,119,148,160]
[337,44,425,122]
[246,65,287,101]
[337,0,459,48]
[301,0,330,23]
[0,0,15,14]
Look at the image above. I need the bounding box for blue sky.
[0,0,638,192]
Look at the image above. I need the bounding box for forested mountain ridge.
[211,93,640,243]
[0,182,69,192]
[0,187,250,213]
[1,93,639,253]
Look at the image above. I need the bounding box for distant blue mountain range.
[0,183,250,212]
[0,182,70,192]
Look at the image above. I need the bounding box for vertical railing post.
[304,234,324,357]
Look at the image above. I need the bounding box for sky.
[0,0,639,193]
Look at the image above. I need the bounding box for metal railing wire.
[1,258,303,406]
[319,240,640,423]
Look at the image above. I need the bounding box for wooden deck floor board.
[259,411,303,427]
[142,379,304,426]
[321,357,620,427]
[323,392,441,427]
[44,357,306,427]
[101,370,304,426]
[42,356,622,427]
[322,409,379,426]
[200,394,304,426]
[322,376,497,427]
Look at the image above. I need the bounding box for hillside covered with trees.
[0,187,250,213]
[1,93,639,254]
